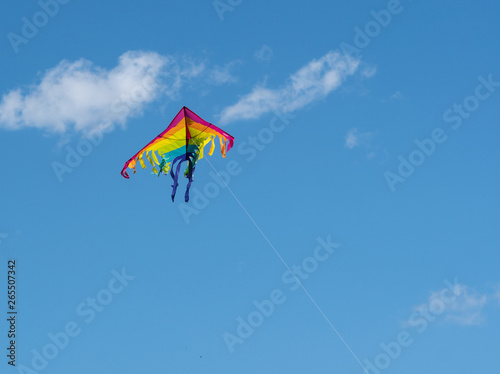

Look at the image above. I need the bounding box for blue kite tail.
[184,158,195,202]
[169,153,196,202]
[170,155,186,202]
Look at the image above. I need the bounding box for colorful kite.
[121,106,234,202]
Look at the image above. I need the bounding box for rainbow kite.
[121,106,234,202]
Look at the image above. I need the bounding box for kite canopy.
[121,106,234,202]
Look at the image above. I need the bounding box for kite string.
[203,158,369,374]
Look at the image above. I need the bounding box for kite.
[121,106,234,202]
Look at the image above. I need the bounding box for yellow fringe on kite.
[198,137,211,160]
[151,151,160,165]
[208,136,215,156]
[146,153,153,166]
[138,154,146,169]
[220,136,226,158]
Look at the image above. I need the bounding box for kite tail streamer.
[170,155,185,202]
[184,158,195,203]
[170,153,197,202]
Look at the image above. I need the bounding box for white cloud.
[345,128,362,149]
[390,91,402,100]
[360,65,377,78]
[344,128,374,149]
[254,45,273,63]
[207,61,241,86]
[412,284,488,327]
[219,51,360,124]
[344,128,381,160]
[0,51,204,133]
[161,57,205,99]
[443,285,488,326]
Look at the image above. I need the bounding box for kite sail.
[121,106,234,202]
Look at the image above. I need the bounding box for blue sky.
[1,0,500,373]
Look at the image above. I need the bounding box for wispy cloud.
[344,127,383,160]
[345,129,359,149]
[219,51,361,124]
[0,51,204,133]
[345,128,374,149]
[412,284,488,327]
[360,65,377,78]
[443,285,487,326]
[254,45,273,63]
[207,61,241,86]
[390,91,402,100]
